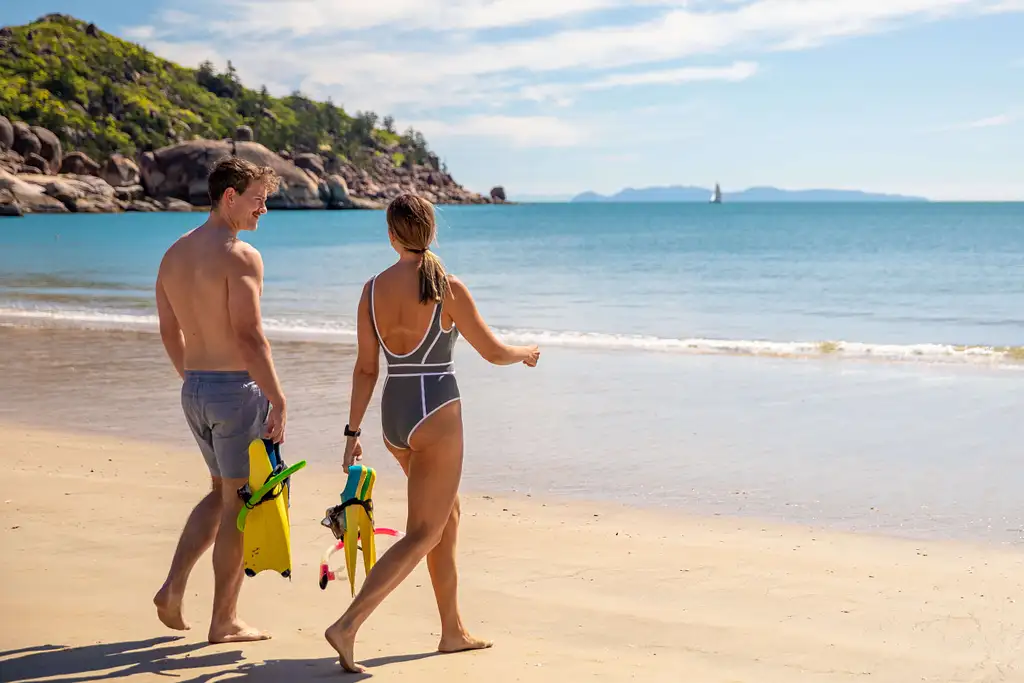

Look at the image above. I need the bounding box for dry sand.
[2,424,1023,682]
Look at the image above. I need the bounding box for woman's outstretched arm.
[445,276,539,367]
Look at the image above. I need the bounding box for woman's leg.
[325,403,465,673]
[386,443,492,653]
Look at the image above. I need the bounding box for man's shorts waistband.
[183,370,253,383]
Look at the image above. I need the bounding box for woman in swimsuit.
[326,193,541,673]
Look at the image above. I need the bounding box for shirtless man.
[152,156,287,644]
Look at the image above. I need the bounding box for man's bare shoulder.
[157,232,193,276]
[158,226,205,263]
[225,239,263,277]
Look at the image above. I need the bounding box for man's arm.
[226,246,287,424]
[155,270,185,380]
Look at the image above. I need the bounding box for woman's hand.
[521,345,540,367]
[343,436,363,472]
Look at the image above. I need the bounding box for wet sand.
[2,322,1023,547]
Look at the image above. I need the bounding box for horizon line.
[505,186,1024,203]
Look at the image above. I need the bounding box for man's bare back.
[157,227,262,372]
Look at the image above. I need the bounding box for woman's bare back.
[370,262,455,356]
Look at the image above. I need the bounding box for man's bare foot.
[325,622,365,674]
[153,586,190,631]
[208,620,271,644]
[438,632,494,654]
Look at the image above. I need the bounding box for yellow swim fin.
[341,465,377,596]
[319,466,404,593]
[236,438,307,579]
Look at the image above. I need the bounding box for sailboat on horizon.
[710,182,722,204]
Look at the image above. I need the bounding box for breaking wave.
[2,305,1022,368]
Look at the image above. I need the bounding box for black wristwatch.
[344,424,361,438]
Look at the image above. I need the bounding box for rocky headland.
[0,116,496,216]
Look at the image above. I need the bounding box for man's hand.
[264,400,287,443]
[343,436,363,472]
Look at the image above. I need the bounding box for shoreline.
[3,308,1024,371]
[2,422,1023,682]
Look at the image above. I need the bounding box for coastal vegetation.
[0,14,436,169]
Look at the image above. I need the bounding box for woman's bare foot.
[438,631,494,654]
[325,622,365,673]
[208,620,271,644]
[153,585,189,631]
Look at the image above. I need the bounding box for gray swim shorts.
[181,370,270,480]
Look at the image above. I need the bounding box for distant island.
[570,185,929,203]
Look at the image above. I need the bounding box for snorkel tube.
[318,464,406,594]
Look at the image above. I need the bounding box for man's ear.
[222,187,237,206]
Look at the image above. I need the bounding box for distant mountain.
[571,185,929,203]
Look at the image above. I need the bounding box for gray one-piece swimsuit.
[369,275,461,450]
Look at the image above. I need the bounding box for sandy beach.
[2,420,1023,682]
[2,5,1024,680]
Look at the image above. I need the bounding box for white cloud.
[189,0,1022,38]
[158,9,200,26]
[425,0,986,76]
[205,0,635,35]
[122,25,156,40]
[586,61,759,88]
[931,113,1018,131]
[520,62,758,106]
[408,115,589,147]
[125,0,1024,143]
[966,114,1016,128]
[982,0,1024,10]
[150,1,1016,90]
[146,41,231,73]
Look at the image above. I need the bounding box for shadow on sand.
[0,637,442,682]
[177,651,443,682]
[0,637,241,682]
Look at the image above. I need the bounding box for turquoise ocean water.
[2,202,1023,543]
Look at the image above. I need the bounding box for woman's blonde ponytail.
[386,193,451,304]
[418,249,451,304]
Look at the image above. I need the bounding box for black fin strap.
[237,460,290,509]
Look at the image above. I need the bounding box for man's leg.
[156,378,224,631]
[207,474,269,643]
[206,377,271,644]
[154,477,224,631]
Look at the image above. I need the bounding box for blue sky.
[4,1,1024,200]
